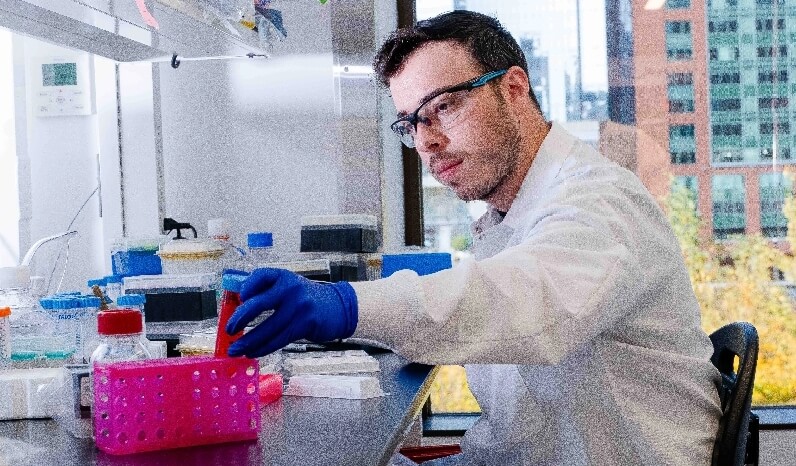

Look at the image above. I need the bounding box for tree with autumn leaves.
[665,182,796,404]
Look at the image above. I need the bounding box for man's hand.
[226,268,358,358]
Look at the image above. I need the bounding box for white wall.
[13,35,107,292]
[0,28,19,267]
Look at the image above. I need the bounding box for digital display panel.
[42,63,77,86]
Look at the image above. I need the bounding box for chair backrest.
[709,322,759,466]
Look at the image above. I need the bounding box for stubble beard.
[453,115,522,203]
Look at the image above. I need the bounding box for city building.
[628,0,794,241]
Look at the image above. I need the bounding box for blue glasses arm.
[470,69,508,88]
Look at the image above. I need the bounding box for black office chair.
[709,322,759,466]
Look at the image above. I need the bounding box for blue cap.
[87,278,107,287]
[39,298,54,310]
[117,294,146,306]
[81,296,102,308]
[51,297,79,310]
[105,275,124,284]
[247,232,273,248]
[222,273,248,293]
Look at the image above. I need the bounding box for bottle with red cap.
[89,309,153,364]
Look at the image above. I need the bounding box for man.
[227,11,722,465]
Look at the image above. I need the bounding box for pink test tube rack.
[93,356,261,455]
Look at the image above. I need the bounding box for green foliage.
[450,234,472,252]
[429,365,481,413]
[664,180,796,405]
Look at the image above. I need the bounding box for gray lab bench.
[0,352,438,466]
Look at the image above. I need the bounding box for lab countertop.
[0,352,438,466]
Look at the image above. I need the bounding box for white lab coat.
[353,122,722,465]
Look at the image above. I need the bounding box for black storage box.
[300,215,379,253]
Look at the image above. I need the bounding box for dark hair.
[373,10,541,111]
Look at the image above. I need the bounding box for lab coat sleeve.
[350,206,652,366]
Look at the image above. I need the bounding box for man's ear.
[502,66,531,102]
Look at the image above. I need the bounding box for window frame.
[409,0,796,424]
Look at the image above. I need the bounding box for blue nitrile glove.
[226,268,358,358]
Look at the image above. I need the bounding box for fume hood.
[0,0,269,63]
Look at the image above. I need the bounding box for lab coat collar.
[472,121,578,234]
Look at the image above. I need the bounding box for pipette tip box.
[284,374,385,400]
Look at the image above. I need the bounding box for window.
[712,175,746,239]
[757,46,787,58]
[708,20,738,33]
[665,21,691,34]
[668,74,694,113]
[710,46,740,61]
[711,98,741,112]
[668,73,693,85]
[759,97,789,109]
[665,21,693,61]
[760,173,792,238]
[708,0,738,8]
[415,0,796,414]
[758,70,788,83]
[670,99,695,113]
[673,176,699,209]
[666,0,691,8]
[712,124,742,136]
[670,125,696,164]
[756,18,786,31]
[712,148,744,163]
[760,147,791,160]
[760,122,790,134]
[711,72,740,84]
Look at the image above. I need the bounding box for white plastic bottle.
[208,218,246,271]
[247,231,274,268]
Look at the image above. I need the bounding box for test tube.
[215,272,248,358]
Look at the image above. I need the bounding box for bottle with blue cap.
[247,231,274,268]
[208,218,247,272]
[32,297,77,361]
[37,295,103,363]
[104,275,123,303]
[52,297,83,360]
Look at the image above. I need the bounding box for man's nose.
[414,120,448,152]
